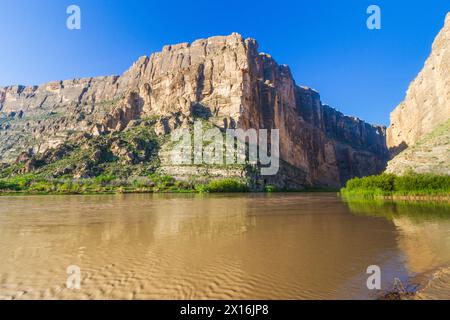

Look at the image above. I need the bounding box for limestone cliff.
[0,33,389,188]
[386,13,450,175]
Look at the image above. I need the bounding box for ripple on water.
[0,194,449,300]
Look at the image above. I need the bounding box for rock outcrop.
[386,13,450,174]
[0,33,389,188]
[386,119,450,175]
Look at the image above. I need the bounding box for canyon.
[0,32,394,189]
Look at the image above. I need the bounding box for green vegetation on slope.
[0,117,254,195]
[387,119,450,175]
[0,118,164,181]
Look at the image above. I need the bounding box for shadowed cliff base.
[388,141,408,159]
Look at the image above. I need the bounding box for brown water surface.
[0,193,448,300]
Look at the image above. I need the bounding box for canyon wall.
[386,13,450,175]
[0,33,389,188]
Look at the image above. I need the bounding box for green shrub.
[0,180,15,190]
[394,173,450,192]
[29,181,55,193]
[206,179,248,193]
[57,181,73,193]
[194,184,209,193]
[342,173,450,198]
[345,174,395,192]
[0,175,39,191]
[95,174,116,185]
[149,174,175,188]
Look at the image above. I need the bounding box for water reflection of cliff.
[344,199,450,299]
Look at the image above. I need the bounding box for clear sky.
[0,0,449,126]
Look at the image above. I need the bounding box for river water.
[0,193,448,300]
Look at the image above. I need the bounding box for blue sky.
[0,1,448,126]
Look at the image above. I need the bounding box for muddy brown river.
[0,193,449,300]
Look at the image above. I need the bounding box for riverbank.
[0,173,341,196]
[340,173,450,202]
[0,175,251,196]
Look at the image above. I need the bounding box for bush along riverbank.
[0,174,256,195]
[0,174,338,196]
[340,173,450,201]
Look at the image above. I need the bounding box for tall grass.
[198,179,249,193]
[341,173,450,198]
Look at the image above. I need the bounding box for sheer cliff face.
[387,13,450,153]
[386,13,450,175]
[0,33,388,187]
[240,45,387,186]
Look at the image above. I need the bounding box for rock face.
[387,13,450,174]
[386,119,450,175]
[0,33,389,188]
